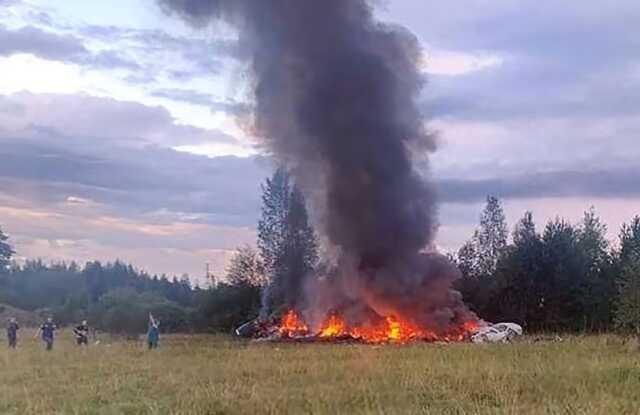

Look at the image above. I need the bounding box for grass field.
[1,332,639,414]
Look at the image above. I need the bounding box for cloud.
[394,0,640,231]
[437,168,640,204]
[6,4,242,83]
[87,50,141,70]
[151,88,249,115]
[421,50,503,76]
[0,24,140,70]
[0,24,86,60]
[0,146,268,228]
[1,202,251,280]
[422,59,640,122]
[389,1,640,58]
[78,25,238,78]
[382,1,640,124]
[0,91,238,147]
[428,115,640,183]
[0,92,266,227]
[0,0,20,8]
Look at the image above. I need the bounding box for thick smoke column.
[160,0,474,330]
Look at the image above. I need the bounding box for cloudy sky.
[0,0,638,283]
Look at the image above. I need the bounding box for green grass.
[1,333,639,414]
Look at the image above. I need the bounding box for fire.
[386,317,401,340]
[278,310,309,337]
[277,310,477,344]
[319,314,346,338]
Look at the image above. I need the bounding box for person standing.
[73,320,89,346]
[36,317,58,351]
[147,313,160,350]
[7,317,19,349]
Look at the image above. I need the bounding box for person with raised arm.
[147,313,160,350]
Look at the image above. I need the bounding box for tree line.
[0,257,204,334]
[454,196,640,333]
[0,168,319,335]
[2,173,639,335]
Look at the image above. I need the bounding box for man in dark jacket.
[73,320,89,346]
[36,317,57,351]
[7,317,19,348]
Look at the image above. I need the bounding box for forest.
[1,170,639,335]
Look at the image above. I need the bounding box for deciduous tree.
[226,245,266,287]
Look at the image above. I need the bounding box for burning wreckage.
[160,0,524,345]
[236,313,522,344]
[236,311,477,344]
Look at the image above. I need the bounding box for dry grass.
[1,332,639,414]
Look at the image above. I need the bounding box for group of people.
[6,317,90,350]
[5,314,161,350]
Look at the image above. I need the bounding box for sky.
[0,0,638,284]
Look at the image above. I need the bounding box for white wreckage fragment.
[470,322,523,344]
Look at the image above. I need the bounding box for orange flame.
[319,314,346,338]
[277,310,477,344]
[278,310,309,337]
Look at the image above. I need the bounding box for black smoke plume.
[159,0,475,331]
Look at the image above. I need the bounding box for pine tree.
[279,185,318,307]
[615,257,640,334]
[513,211,538,247]
[620,216,640,265]
[490,211,543,326]
[577,208,614,330]
[84,261,107,303]
[539,218,583,330]
[614,216,640,334]
[257,168,318,314]
[257,168,290,283]
[0,226,15,272]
